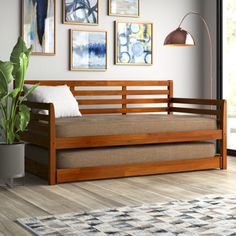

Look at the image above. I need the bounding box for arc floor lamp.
[164,12,213,99]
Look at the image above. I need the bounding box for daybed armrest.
[21,101,55,148]
[21,101,56,185]
[170,97,227,169]
[169,97,226,116]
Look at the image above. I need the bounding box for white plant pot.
[0,143,25,179]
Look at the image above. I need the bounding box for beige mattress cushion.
[26,142,215,169]
[55,114,217,137]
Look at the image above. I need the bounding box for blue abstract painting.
[116,22,153,65]
[64,0,98,24]
[22,0,55,55]
[71,30,107,71]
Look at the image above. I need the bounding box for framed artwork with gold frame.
[108,0,139,17]
[108,0,140,17]
[70,29,108,71]
[21,0,56,55]
[115,21,153,65]
[63,0,99,25]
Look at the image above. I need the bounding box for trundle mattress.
[26,142,215,169]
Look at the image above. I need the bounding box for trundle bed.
[21,80,227,185]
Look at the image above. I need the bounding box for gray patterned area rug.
[18,195,236,236]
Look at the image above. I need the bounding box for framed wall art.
[21,0,56,55]
[108,0,139,17]
[70,29,107,71]
[63,0,99,25]
[115,21,153,65]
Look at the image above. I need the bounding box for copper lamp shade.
[164,27,195,46]
[163,12,213,99]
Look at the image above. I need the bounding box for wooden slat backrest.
[24,80,173,115]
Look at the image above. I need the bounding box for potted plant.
[0,37,37,186]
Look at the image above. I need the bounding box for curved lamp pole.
[164,12,213,99]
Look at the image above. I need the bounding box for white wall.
[0,0,216,98]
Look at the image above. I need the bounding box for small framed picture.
[115,21,153,65]
[70,29,107,71]
[63,0,99,25]
[108,0,139,17]
[21,0,56,55]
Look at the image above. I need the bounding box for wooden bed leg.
[49,104,56,185]
[49,147,56,185]
[220,100,227,169]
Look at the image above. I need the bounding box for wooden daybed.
[21,80,227,185]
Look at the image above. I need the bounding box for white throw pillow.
[24,85,82,118]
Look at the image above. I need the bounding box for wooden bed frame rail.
[21,80,227,185]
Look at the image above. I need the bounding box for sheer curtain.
[223,0,236,151]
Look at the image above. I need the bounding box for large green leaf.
[10,37,32,79]
[0,61,13,99]
[15,53,28,91]
[4,88,20,99]
[15,104,30,132]
[21,83,38,101]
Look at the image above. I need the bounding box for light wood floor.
[0,156,236,236]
